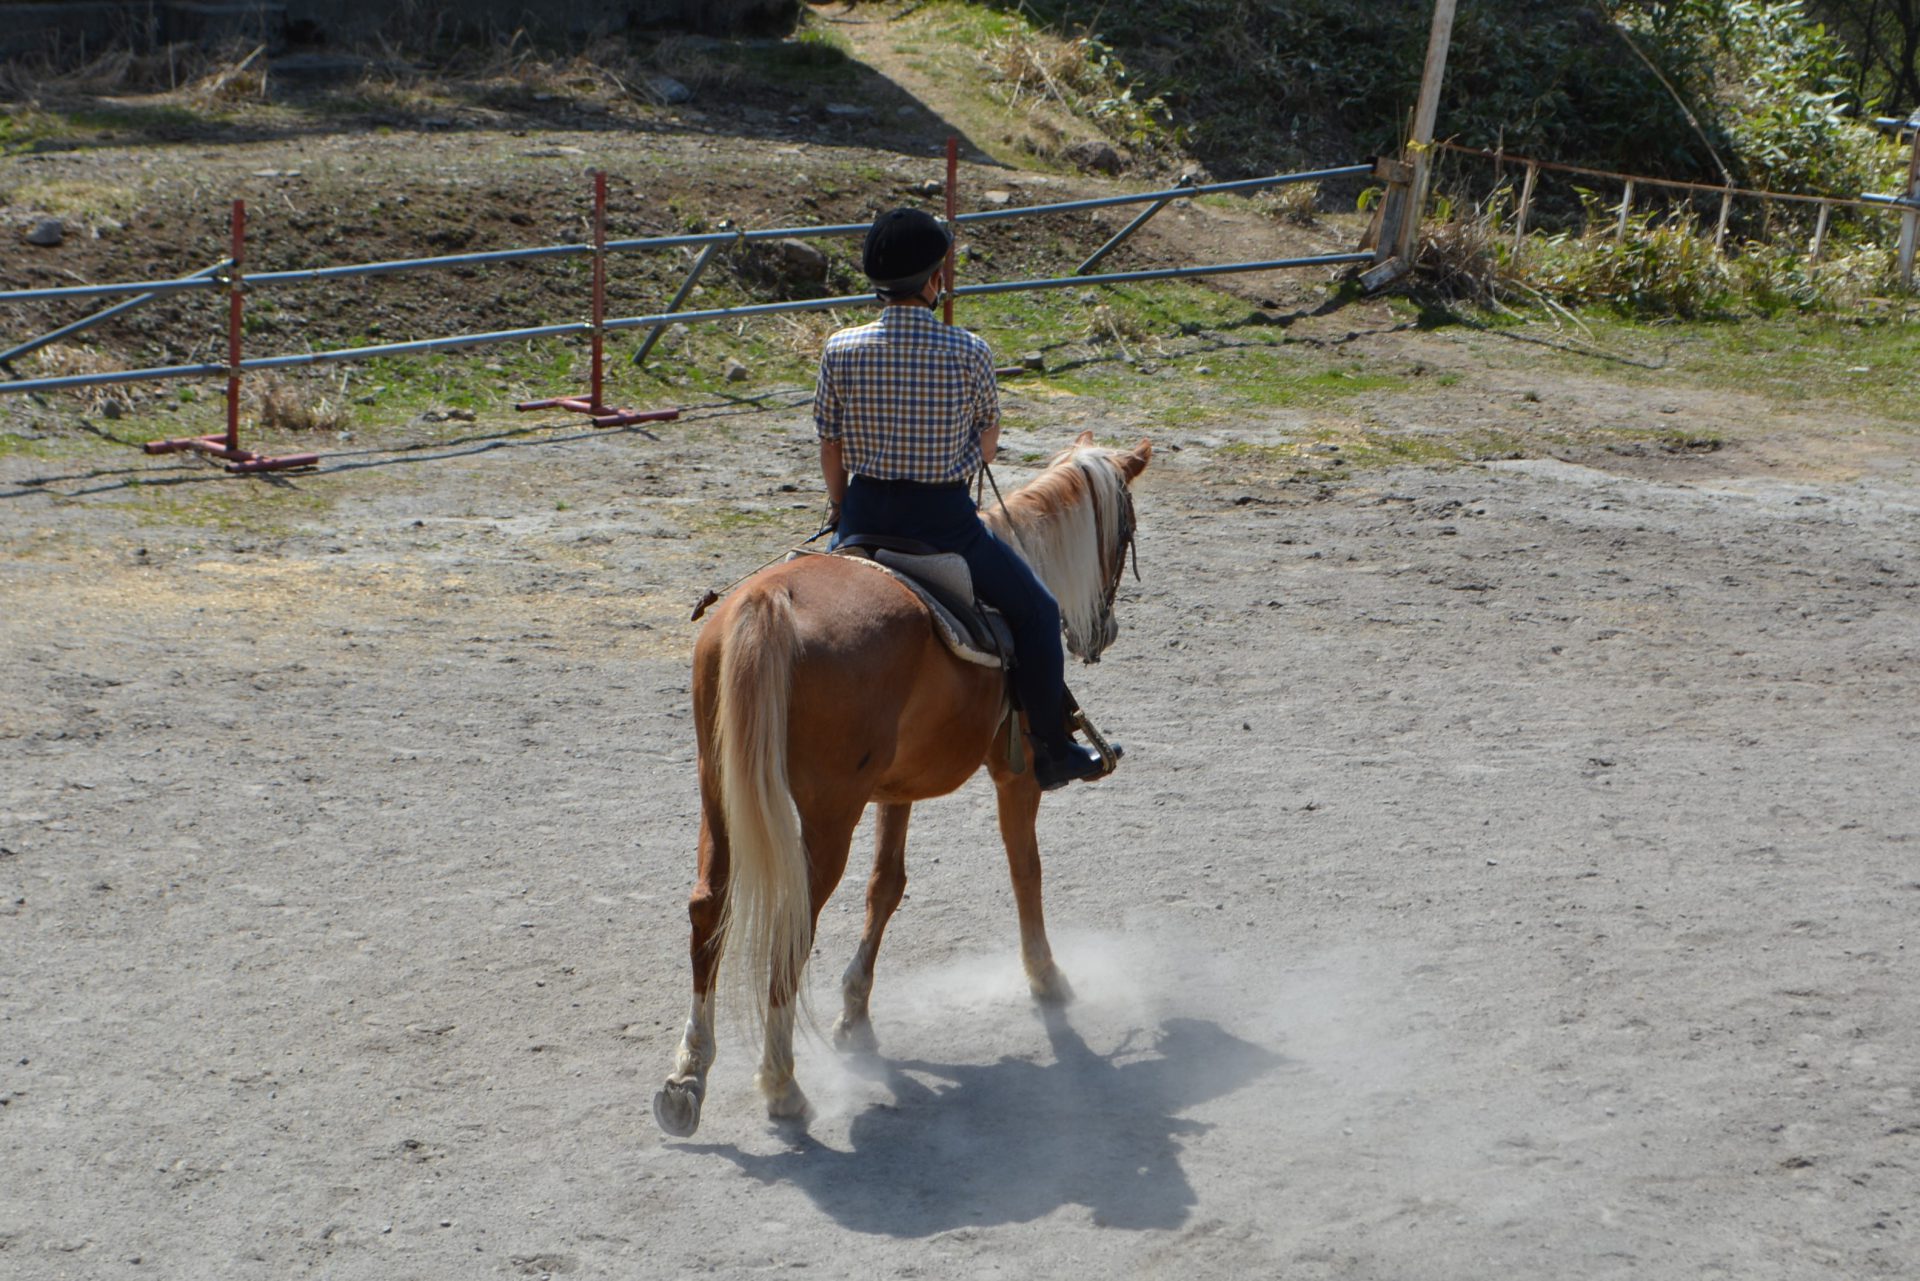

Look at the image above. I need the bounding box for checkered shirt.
[814,305,999,484]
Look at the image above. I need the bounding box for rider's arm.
[979,422,1001,464]
[820,438,847,509]
[814,346,847,515]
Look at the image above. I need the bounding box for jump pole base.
[144,434,321,473]
[514,396,680,428]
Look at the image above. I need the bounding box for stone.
[1020,351,1046,371]
[918,179,943,197]
[824,103,871,117]
[772,238,828,280]
[1063,139,1124,175]
[647,76,693,105]
[724,359,749,383]
[25,219,64,247]
[982,190,1013,206]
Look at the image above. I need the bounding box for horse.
[653,431,1151,1136]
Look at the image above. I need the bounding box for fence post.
[1513,160,1538,252]
[1615,180,1634,242]
[1714,188,1733,253]
[1901,116,1920,289]
[1810,200,1830,262]
[1393,0,1459,264]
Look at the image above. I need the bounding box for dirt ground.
[5,28,1920,1281]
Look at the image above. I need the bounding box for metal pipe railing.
[0,261,230,368]
[0,249,1372,397]
[1,161,1378,401]
[954,165,1374,226]
[0,170,1370,306]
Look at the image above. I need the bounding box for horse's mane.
[981,445,1130,661]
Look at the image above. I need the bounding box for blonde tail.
[712,585,812,1038]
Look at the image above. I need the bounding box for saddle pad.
[795,548,1010,669]
[872,548,974,603]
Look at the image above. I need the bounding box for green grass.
[0,430,56,459]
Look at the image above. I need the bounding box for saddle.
[803,534,1015,669]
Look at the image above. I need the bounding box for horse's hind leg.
[990,764,1074,1005]
[833,802,911,1054]
[755,804,861,1123]
[654,814,726,1138]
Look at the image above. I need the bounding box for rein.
[689,510,837,622]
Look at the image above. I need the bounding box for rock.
[772,238,828,280]
[918,179,943,197]
[447,408,476,423]
[25,219,64,247]
[982,190,1013,206]
[1063,139,1124,175]
[824,103,871,117]
[740,238,832,300]
[724,359,749,383]
[1020,351,1046,371]
[647,76,693,105]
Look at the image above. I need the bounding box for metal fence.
[0,144,1373,472]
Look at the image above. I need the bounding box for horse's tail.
[712,582,812,1035]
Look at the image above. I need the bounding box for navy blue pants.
[835,476,1068,744]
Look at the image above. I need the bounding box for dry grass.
[1262,181,1321,226]
[253,377,347,433]
[0,40,264,101]
[27,343,141,416]
[1084,302,1149,346]
[1413,203,1531,309]
[982,27,1100,114]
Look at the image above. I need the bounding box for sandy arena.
[4,338,1917,1278]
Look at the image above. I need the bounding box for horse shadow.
[679,1009,1286,1237]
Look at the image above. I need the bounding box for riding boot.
[1030,735,1117,791]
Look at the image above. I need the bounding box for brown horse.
[653,432,1151,1136]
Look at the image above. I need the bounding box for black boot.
[1031,736,1118,791]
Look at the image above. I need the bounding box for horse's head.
[987,430,1151,664]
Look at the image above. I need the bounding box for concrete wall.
[0,1,799,59]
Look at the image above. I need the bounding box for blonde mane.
[981,445,1132,661]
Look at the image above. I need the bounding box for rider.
[815,207,1110,791]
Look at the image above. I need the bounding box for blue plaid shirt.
[814,305,999,484]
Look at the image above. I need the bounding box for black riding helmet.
[862,207,951,297]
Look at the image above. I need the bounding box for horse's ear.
[1074,429,1095,447]
[1120,438,1151,479]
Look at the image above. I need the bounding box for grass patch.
[10,177,142,219]
[127,474,330,534]
[1552,311,1920,421]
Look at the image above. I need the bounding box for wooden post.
[1393,0,1460,263]
[1513,160,1538,252]
[1900,115,1920,290]
[1714,188,1733,253]
[1615,180,1634,241]
[1811,200,1831,262]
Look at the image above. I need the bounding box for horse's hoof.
[762,1079,813,1125]
[832,1014,879,1056]
[1030,966,1075,1007]
[653,1078,703,1138]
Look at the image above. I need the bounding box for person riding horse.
[815,208,1113,792]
